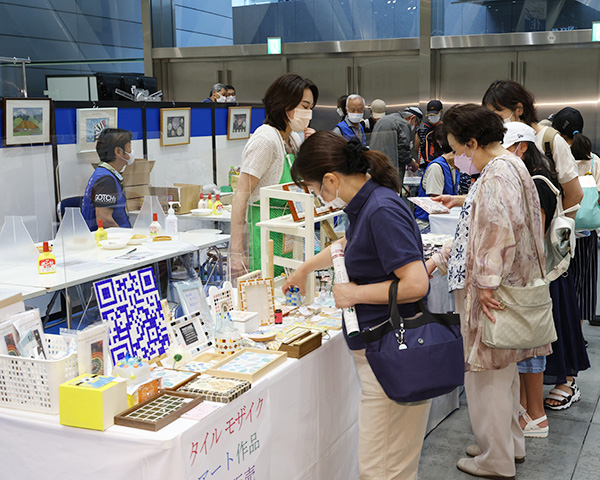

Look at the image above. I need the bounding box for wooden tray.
[151,368,199,390]
[278,330,322,359]
[114,390,202,432]
[179,351,223,373]
[177,375,251,403]
[205,348,287,383]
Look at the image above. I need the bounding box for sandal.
[544,379,581,411]
[521,412,549,438]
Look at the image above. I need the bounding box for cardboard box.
[126,198,144,212]
[122,159,155,186]
[59,374,128,431]
[150,186,181,213]
[123,185,151,199]
[151,184,202,214]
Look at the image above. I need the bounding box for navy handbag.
[361,279,465,403]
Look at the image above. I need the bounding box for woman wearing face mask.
[482,80,583,216]
[81,128,134,231]
[230,73,318,275]
[501,122,589,438]
[283,131,431,480]
[426,105,552,480]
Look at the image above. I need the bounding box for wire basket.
[0,334,78,414]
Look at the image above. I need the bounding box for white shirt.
[535,126,578,184]
[421,160,456,196]
[576,153,600,191]
[240,124,300,204]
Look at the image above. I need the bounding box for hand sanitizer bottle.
[165,201,180,237]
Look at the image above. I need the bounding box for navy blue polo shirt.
[343,179,424,350]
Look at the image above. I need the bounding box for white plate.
[190,208,213,216]
[127,236,147,245]
[99,239,129,250]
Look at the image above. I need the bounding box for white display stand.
[257,184,343,303]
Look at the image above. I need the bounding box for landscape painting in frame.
[3,98,51,146]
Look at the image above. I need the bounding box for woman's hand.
[479,288,502,323]
[304,127,316,139]
[229,252,249,280]
[425,258,437,278]
[432,194,464,209]
[283,266,309,296]
[333,282,358,309]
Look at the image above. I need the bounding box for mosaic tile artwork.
[178,375,251,403]
[151,368,196,389]
[217,351,277,374]
[124,393,192,421]
[94,267,170,366]
[182,359,221,373]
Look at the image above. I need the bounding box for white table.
[0,329,459,480]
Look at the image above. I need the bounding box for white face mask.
[428,114,441,124]
[120,149,135,172]
[318,181,347,210]
[288,108,312,132]
[336,107,344,117]
[227,95,236,103]
[348,112,363,124]
[503,112,514,124]
[216,93,227,103]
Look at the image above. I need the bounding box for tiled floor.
[419,321,600,480]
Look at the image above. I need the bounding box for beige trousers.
[464,364,526,477]
[352,350,432,480]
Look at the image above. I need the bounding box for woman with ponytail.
[283,131,431,480]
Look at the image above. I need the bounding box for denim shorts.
[517,355,547,374]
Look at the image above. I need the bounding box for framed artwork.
[150,367,199,390]
[205,348,287,383]
[281,182,332,222]
[114,391,202,431]
[173,279,212,318]
[208,281,236,317]
[160,107,191,146]
[3,98,51,146]
[166,311,211,356]
[227,106,251,140]
[238,278,275,326]
[76,108,118,153]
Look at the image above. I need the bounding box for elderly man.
[202,83,227,103]
[370,106,423,185]
[332,94,367,146]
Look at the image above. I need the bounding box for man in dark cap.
[416,100,444,166]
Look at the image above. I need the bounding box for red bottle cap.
[98,219,104,229]
[200,193,204,199]
[208,193,212,199]
[43,241,49,253]
[153,213,158,221]
[216,194,220,201]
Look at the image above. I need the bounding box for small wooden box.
[114,390,202,432]
[278,329,322,359]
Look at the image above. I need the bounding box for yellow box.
[59,374,128,431]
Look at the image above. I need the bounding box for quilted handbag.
[361,279,464,403]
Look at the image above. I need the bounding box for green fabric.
[248,154,295,273]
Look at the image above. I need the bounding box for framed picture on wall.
[76,107,118,153]
[227,106,251,140]
[2,98,51,146]
[160,107,191,146]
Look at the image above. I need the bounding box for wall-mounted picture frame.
[76,107,118,153]
[160,107,191,146]
[281,182,332,222]
[3,97,51,146]
[227,106,251,140]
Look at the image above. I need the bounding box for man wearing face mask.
[415,100,444,166]
[332,94,367,147]
[81,128,134,231]
[370,106,422,186]
[225,85,237,103]
[202,83,227,103]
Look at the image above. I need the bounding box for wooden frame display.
[180,351,223,373]
[238,278,275,326]
[177,375,251,403]
[76,107,118,153]
[205,348,287,383]
[114,391,202,431]
[3,97,51,146]
[151,368,199,390]
[227,106,251,140]
[160,107,191,146]
[166,311,211,356]
[281,182,332,222]
[278,329,322,358]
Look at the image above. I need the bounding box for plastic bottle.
[197,193,207,209]
[228,166,236,186]
[165,201,180,236]
[149,213,162,237]
[94,219,107,246]
[213,194,223,215]
[38,242,56,275]
[207,193,213,210]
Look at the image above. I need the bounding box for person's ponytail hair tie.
[344,137,370,174]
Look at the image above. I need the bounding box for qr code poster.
[94,267,170,365]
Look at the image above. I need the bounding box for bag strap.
[542,127,559,162]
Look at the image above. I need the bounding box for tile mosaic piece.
[177,375,251,403]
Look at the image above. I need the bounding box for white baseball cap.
[502,122,536,148]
